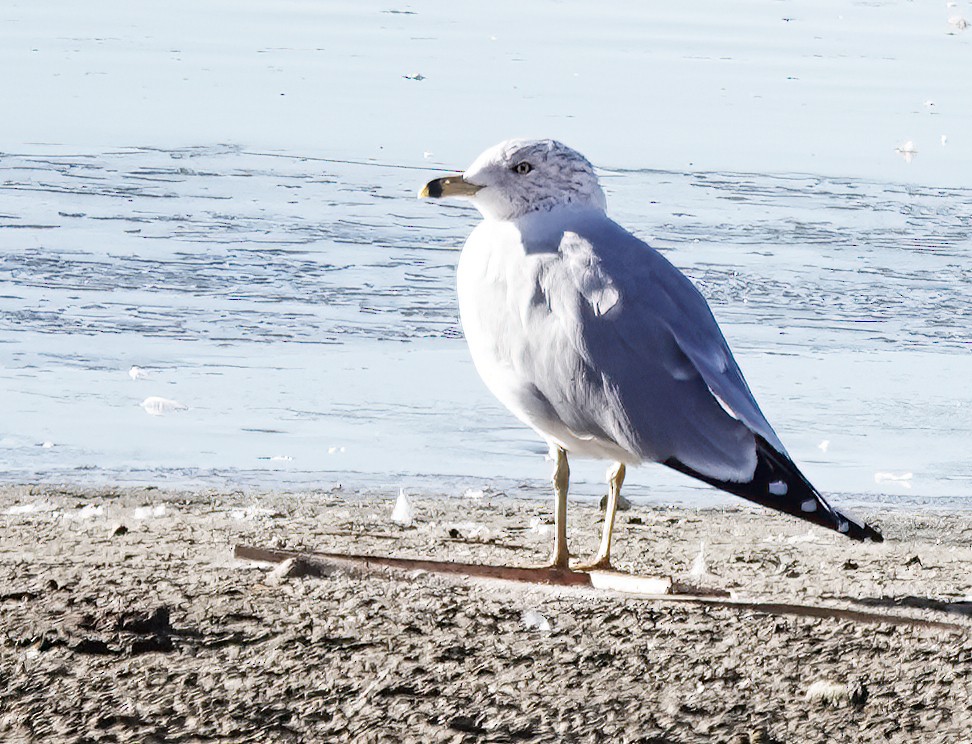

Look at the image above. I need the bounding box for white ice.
[5,502,57,516]
[134,504,167,519]
[231,506,277,520]
[896,141,918,163]
[0,1,970,505]
[74,504,105,520]
[140,397,190,416]
[874,472,914,489]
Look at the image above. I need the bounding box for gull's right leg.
[575,461,626,571]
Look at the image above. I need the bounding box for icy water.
[2,1,971,507]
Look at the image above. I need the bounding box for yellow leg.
[577,462,625,571]
[549,447,570,569]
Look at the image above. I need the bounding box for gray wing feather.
[562,216,786,480]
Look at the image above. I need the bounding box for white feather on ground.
[391,488,414,527]
[688,541,708,578]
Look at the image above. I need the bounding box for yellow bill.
[418,174,482,199]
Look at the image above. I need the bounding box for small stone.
[113,524,129,536]
[806,680,852,707]
[522,609,551,631]
[599,493,632,512]
[266,558,320,584]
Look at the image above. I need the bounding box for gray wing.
[559,216,784,481]
[555,216,881,541]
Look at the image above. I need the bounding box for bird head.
[419,139,607,221]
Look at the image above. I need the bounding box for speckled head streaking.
[420,139,607,221]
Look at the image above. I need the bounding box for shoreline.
[2,484,971,741]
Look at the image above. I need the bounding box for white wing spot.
[801,499,817,512]
[838,520,850,533]
[768,480,788,496]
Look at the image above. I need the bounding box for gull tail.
[664,436,883,542]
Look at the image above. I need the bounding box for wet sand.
[2,484,971,742]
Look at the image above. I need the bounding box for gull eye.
[513,162,533,175]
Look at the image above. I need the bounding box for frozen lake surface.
[2,1,970,508]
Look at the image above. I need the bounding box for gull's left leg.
[548,446,571,569]
[576,461,626,571]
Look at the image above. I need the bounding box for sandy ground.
[2,484,971,743]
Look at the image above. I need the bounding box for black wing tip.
[847,521,884,543]
[664,438,886,543]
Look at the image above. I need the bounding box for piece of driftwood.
[236,545,599,587]
[234,545,965,632]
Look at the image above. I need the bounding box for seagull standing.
[420,139,882,569]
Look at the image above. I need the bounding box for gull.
[419,139,882,569]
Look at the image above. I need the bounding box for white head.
[420,139,607,221]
